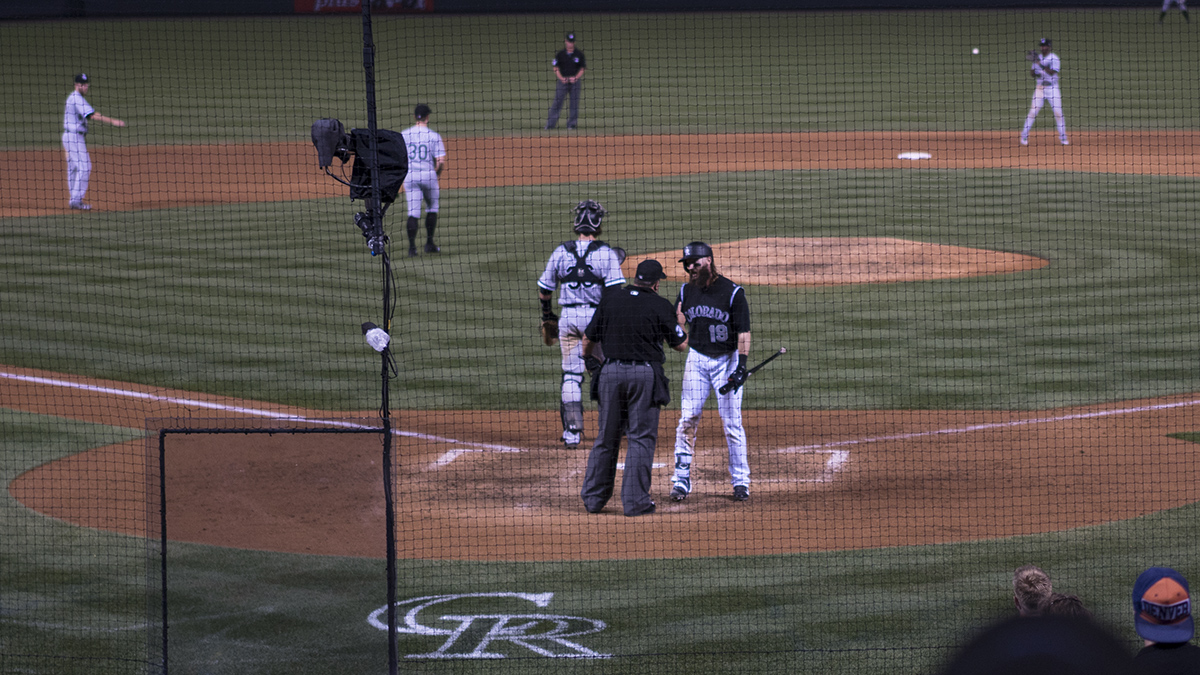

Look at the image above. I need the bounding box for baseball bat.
[718,347,788,395]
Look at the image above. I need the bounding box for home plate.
[898,152,932,160]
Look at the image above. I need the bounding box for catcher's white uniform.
[1020,48,1069,146]
[538,239,625,446]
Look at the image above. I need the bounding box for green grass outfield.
[3,10,1200,674]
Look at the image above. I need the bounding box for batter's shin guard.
[561,401,584,435]
[425,212,438,244]
[406,217,419,247]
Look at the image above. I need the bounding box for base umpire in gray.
[580,260,689,517]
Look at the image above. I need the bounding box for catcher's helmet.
[573,199,607,234]
[679,241,714,262]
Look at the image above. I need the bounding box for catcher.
[537,200,626,448]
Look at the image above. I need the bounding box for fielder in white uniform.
[1020,38,1069,147]
[401,104,447,256]
[537,200,625,448]
[62,73,125,210]
[671,241,753,503]
[1160,0,1189,22]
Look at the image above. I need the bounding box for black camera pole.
[359,4,399,675]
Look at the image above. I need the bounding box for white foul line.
[778,398,1200,453]
[0,370,524,453]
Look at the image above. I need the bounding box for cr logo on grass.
[368,592,610,659]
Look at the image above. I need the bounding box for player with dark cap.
[580,259,688,516]
[670,241,753,503]
[400,104,447,256]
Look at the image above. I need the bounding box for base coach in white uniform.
[670,242,753,503]
[62,73,125,210]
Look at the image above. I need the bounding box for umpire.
[580,259,689,516]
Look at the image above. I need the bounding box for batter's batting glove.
[583,355,604,375]
[724,366,749,393]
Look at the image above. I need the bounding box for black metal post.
[359,4,399,674]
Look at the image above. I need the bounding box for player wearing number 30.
[401,104,447,256]
[671,242,752,503]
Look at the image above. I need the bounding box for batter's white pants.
[62,131,91,205]
[403,172,439,218]
[1163,0,1187,11]
[1021,85,1068,144]
[673,350,749,491]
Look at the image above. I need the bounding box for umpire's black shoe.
[424,243,440,254]
[625,502,655,517]
[733,485,749,502]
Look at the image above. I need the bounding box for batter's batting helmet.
[679,241,714,262]
[573,199,607,234]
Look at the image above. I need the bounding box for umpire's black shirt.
[553,47,586,78]
[586,284,686,362]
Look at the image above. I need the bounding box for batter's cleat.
[669,485,688,502]
[1019,137,1029,146]
[563,430,582,449]
[1060,139,1070,146]
[69,202,92,210]
[733,485,750,502]
[424,243,440,254]
[407,247,418,257]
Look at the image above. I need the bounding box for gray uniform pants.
[546,80,583,129]
[580,362,659,516]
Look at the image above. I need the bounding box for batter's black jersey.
[677,275,750,358]
[586,285,687,363]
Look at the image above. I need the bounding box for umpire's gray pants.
[580,362,659,516]
[546,80,582,129]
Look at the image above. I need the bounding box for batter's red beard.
[689,265,716,287]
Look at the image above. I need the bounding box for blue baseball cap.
[1133,567,1194,643]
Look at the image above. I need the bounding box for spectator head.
[940,615,1133,675]
[1045,593,1092,620]
[1133,566,1193,644]
[1014,565,1053,616]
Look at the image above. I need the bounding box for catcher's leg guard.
[406,216,419,248]
[561,401,584,432]
[425,212,438,244]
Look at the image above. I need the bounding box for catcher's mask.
[573,199,607,234]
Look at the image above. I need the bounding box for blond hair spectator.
[1014,565,1053,616]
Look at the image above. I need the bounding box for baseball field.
[3,9,1200,674]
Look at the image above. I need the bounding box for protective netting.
[2,7,1199,674]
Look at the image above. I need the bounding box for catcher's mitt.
[540,316,559,346]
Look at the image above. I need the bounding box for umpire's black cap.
[679,241,714,262]
[635,259,667,282]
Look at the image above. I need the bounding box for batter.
[401,104,447,256]
[537,200,625,448]
[62,73,125,210]
[1020,38,1069,147]
[671,241,753,502]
